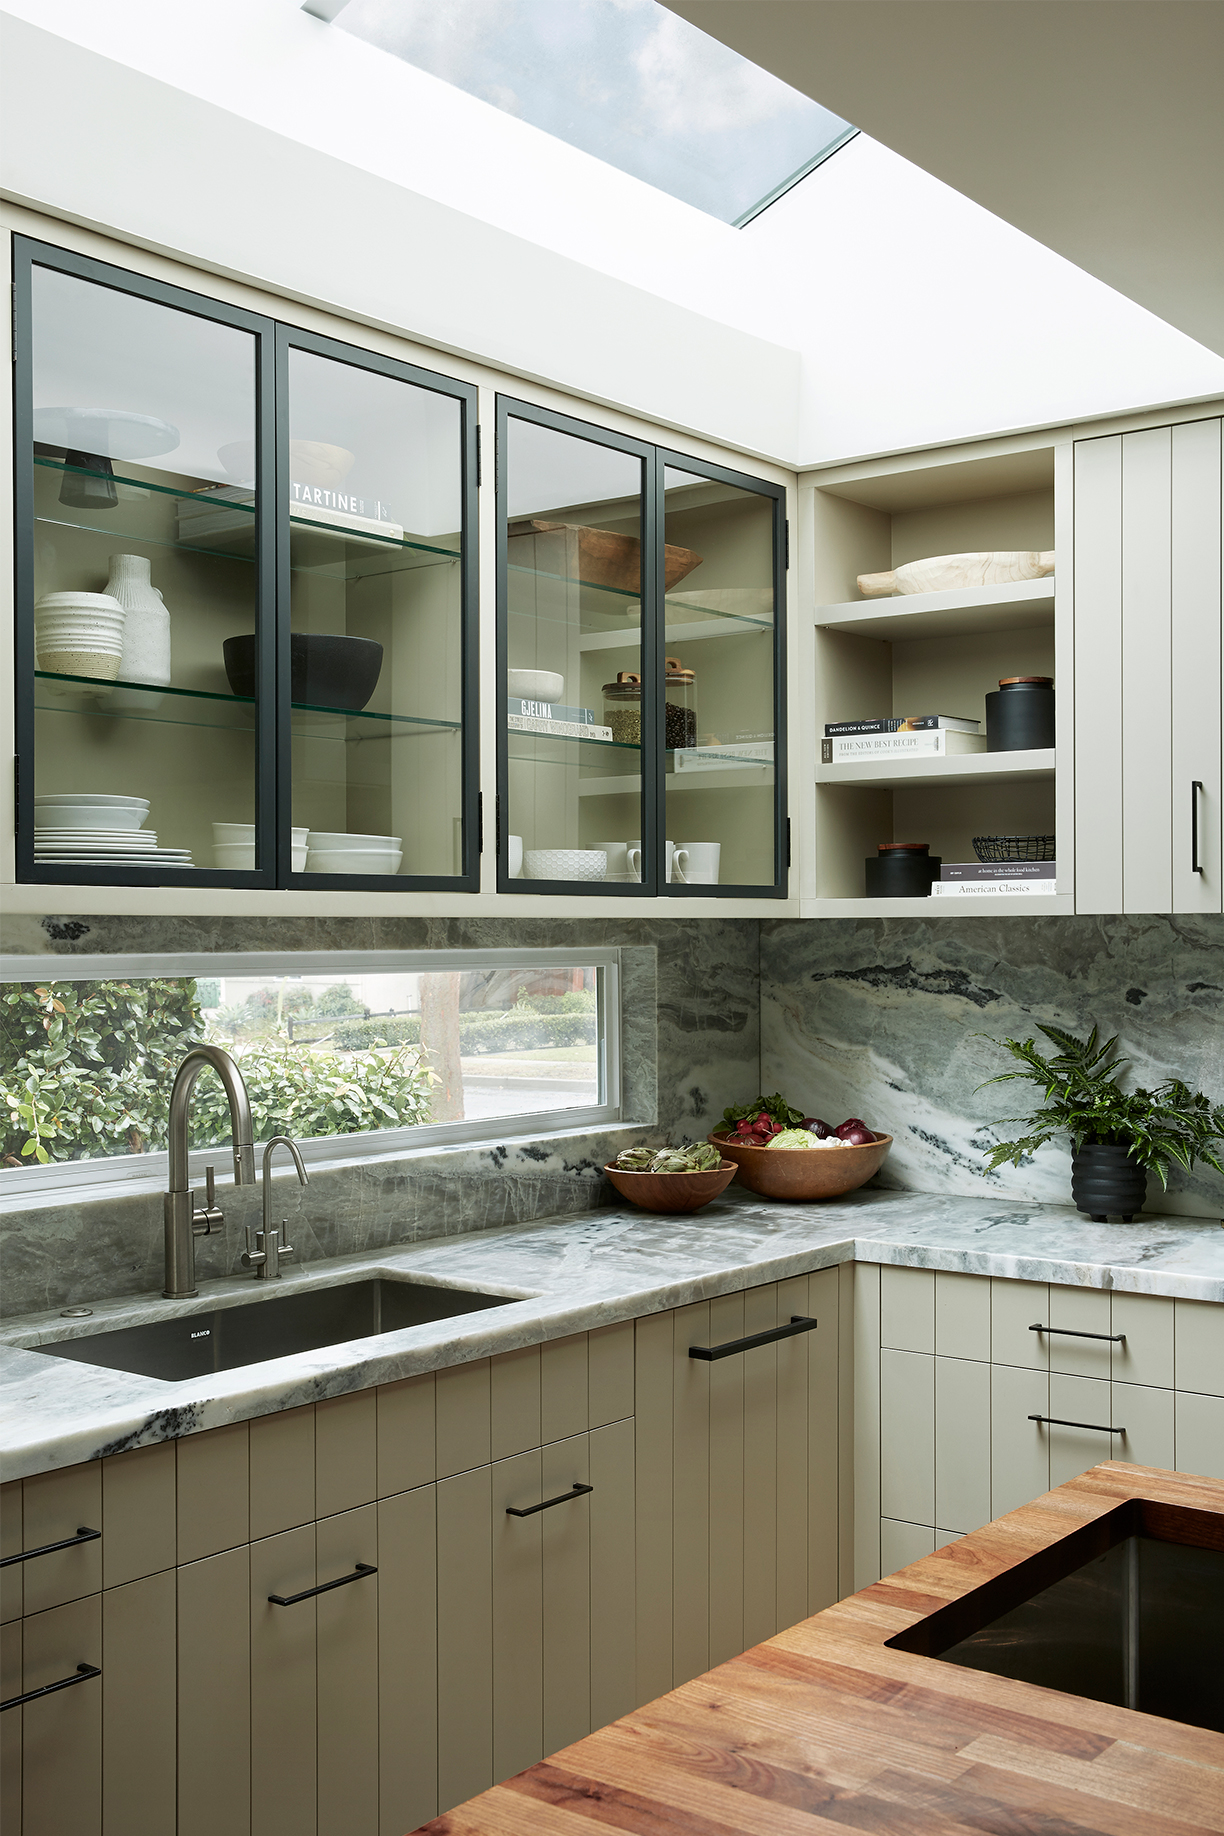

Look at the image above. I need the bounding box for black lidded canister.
[986,675,1055,752]
[865,841,941,898]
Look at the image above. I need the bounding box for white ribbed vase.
[105,553,171,707]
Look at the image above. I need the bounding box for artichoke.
[684,1142,723,1171]
[615,1146,656,1170]
[650,1150,692,1173]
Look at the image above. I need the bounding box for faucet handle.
[192,1166,225,1237]
[278,1220,295,1261]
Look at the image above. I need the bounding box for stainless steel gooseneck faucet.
[163,1045,257,1299]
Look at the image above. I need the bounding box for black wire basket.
[972,834,1056,863]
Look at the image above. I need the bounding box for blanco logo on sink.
[190,1329,211,1340]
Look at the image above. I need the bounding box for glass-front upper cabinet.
[16,240,274,884]
[497,399,786,896]
[660,455,784,893]
[282,330,474,885]
[13,239,477,889]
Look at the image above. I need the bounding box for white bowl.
[523,849,607,881]
[212,843,308,871]
[212,824,307,845]
[34,795,150,830]
[304,831,402,851]
[307,849,403,875]
[507,669,564,703]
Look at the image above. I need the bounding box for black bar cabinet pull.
[1191,780,1205,874]
[689,1315,818,1362]
[268,1562,377,1606]
[1,1663,101,1712]
[1029,1414,1124,1435]
[507,1482,594,1518]
[0,1526,101,1568]
[1028,1324,1125,1344]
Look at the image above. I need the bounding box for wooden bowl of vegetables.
[605,1143,738,1213]
[709,1109,891,1201]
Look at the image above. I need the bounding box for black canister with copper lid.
[865,841,941,898]
[986,675,1055,752]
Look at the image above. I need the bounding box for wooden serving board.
[414,1461,1224,1834]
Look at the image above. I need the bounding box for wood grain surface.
[412,1462,1224,1835]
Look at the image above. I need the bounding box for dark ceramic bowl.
[223,633,384,712]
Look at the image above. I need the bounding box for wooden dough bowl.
[603,1160,737,1213]
[708,1130,892,1200]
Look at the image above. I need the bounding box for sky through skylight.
[334,0,855,225]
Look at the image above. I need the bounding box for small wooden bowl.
[604,1160,738,1214]
[708,1132,892,1201]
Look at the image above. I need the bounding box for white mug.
[627,840,674,884]
[508,834,523,878]
[673,842,721,885]
[602,841,631,883]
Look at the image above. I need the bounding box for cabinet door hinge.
[475,424,482,488]
[495,794,501,854]
[10,284,17,364]
[784,519,790,569]
[476,791,484,853]
[785,816,791,868]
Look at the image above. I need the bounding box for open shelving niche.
[799,441,1073,915]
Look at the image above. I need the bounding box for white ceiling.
[662,0,1224,359]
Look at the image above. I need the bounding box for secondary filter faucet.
[163,1045,257,1299]
[242,1136,309,1281]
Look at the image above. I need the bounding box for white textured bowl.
[307,848,403,875]
[34,796,150,830]
[304,830,402,851]
[523,849,607,881]
[212,843,308,871]
[507,669,564,703]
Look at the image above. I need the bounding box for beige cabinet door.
[101,1571,176,1836]
[18,1593,103,1836]
[178,1545,252,1836]
[316,1505,379,1836]
[250,1525,317,1836]
[634,1271,837,1697]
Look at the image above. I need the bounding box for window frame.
[0,947,622,1203]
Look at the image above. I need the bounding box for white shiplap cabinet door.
[1171,418,1223,912]
[1075,415,1223,914]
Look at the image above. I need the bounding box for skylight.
[329,0,856,226]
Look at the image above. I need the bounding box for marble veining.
[761,913,1224,1220]
[3,1186,1220,1481]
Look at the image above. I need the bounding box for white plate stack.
[34,794,194,867]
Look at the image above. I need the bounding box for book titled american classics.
[822,730,987,763]
[930,879,1057,897]
[824,714,980,736]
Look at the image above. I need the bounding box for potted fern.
[979,1024,1224,1220]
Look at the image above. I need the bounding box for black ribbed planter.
[1071,1142,1148,1221]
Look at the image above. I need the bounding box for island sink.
[32,1278,517,1382]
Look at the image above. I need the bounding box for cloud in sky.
[337,0,852,222]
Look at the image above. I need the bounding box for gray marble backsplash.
[761,913,1224,1220]
[1,915,762,1316]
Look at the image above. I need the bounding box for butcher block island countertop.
[417,1462,1224,1836]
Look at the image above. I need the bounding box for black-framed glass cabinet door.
[496,396,786,897]
[12,237,479,891]
[13,237,277,887]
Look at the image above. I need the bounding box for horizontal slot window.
[0,948,620,1197]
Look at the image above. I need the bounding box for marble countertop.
[3,1186,1221,1481]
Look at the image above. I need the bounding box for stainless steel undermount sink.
[31,1278,516,1382]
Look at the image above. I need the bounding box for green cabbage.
[768,1128,820,1151]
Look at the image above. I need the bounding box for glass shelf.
[34,458,461,582]
[35,672,460,740]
